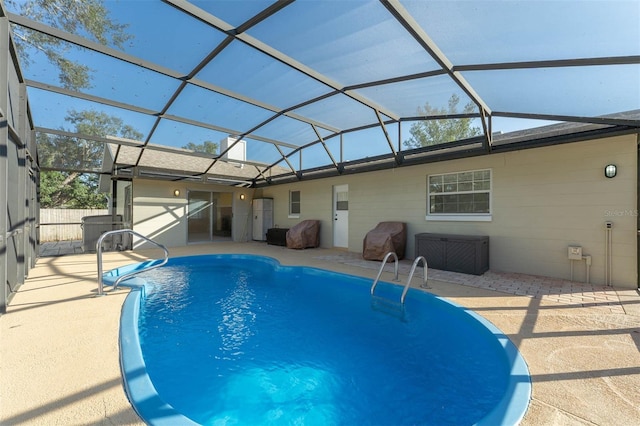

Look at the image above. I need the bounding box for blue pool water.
[109,254,531,425]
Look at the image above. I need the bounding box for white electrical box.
[568,246,582,260]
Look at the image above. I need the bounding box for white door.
[333,184,349,248]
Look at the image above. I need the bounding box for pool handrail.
[402,256,429,303]
[371,253,430,305]
[96,229,169,296]
[370,251,400,298]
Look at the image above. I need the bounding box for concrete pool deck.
[1,242,639,425]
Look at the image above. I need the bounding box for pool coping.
[108,254,531,426]
[118,285,199,426]
[452,299,532,425]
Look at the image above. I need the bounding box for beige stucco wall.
[259,134,638,288]
[131,179,255,248]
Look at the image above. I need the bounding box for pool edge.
[112,254,532,425]
[119,287,199,426]
[458,303,533,426]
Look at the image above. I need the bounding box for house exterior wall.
[260,134,638,289]
[131,179,254,248]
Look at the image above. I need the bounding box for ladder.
[96,229,169,296]
[370,253,429,305]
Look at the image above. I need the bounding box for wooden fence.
[39,208,109,242]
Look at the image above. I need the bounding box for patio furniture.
[267,228,289,246]
[286,220,321,249]
[415,233,489,275]
[363,222,407,260]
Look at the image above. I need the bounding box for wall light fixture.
[604,164,617,178]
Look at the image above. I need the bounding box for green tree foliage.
[8,0,132,90]
[39,170,106,208]
[182,140,219,155]
[403,94,481,148]
[38,110,143,208]
[8,1,136,207]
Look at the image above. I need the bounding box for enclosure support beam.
[382,0,492,120]
[275,145,298,178]
[0,13,9,314]
[375,110,401,165]
[480,109,492,152]
[311,124,341,173]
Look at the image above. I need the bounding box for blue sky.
[8,0,640,169]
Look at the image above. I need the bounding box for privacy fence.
[39,209,108,242]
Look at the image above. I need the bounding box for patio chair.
[286,220,321,249]
[363,222,407,261]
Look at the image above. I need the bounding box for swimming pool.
[108,254,531,425]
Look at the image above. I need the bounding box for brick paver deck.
[315,252,626,314]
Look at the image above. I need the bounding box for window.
[427,169,491,221]
[336,190,348,211]
[289,190,300,217]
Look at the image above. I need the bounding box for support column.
[0,13,10,314]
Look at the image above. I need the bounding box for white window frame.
[288,190,301,218]
[426,169,492,222]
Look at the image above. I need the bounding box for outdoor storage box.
[266,228,289,246]
[415,233,489,275]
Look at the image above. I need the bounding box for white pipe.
[583,255,591,284]
[570,259,574,281]
[605,222,613,286]
[571,256,591,284]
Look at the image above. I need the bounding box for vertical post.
[16,136,25,284]
[111,178,118,244]
[111,178,118,216]
[96,237,104,296]
[637,139,640,289]
[0,12,10,314]
[16,83,26,284]
[19,78,30,272]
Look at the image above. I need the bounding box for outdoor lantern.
[604,164,617,178]
[240,193,246,200]
[174,189,180,197]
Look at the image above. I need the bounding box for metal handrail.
[96,229,169,296]
[402,256,430,303]
[370,251,400,298]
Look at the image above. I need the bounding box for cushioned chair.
[286,220,321,249]
[362,222,407,260]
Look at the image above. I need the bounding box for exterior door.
[333,184,349,248]
[188,191,233,243]
[188,191,213,243]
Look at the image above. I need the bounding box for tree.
[8,0,132,90]
[38,109,143,208]
[39,169,105,208]
[403,94,481,149]
[182,140,219,155]
[8,1,137,207]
